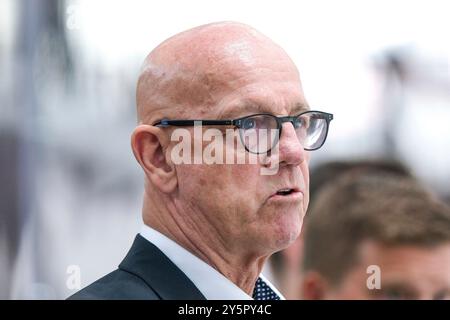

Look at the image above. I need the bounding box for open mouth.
[269,187,302,202]
[275,188,295,196]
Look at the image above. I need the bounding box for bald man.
[68,22,333,300]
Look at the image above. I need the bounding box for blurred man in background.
[269,159,413,299]
[301,171,450,300]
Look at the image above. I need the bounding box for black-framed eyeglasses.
[154,110,333,154]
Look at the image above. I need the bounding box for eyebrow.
[219,101,310,119]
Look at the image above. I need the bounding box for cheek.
[177,164,261,209]
[225,164,267,211]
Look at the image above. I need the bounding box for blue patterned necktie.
[252,277,281,300]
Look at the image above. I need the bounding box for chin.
[272,210,303,249]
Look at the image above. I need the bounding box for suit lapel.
[119,234,206,300]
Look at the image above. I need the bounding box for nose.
[274,122,307,167]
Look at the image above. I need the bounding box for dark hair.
[302,172,450,286]
[309,159,412,204]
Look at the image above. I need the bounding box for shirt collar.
[140,224,285,300]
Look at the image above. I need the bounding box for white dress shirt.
[140,224,285,300]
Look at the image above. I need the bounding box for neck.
[142,192,269,295]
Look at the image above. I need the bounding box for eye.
[294,116,309,129]
[293,118,302,129]
[242,118,256,130]
[380,288,411,300]
[434,290,450,300]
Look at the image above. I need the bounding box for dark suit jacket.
[68,234,206,300]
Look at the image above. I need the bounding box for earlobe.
[131,125,178,193]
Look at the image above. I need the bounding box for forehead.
[175,61,307,120]
[208,50,306,118]
[148,36,307,122]
[358,241,450,285]
[213,78,309,119]
[217,98,309,119]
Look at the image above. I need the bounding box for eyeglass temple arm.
[154,119,235,127]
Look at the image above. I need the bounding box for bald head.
[136,21,301,124]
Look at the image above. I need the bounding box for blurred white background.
[1,0,449,299]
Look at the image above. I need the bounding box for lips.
[269,187,303,201]
[276,188,296,196]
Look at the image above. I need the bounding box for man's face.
[170,41,310,256]
[326,241,450,300]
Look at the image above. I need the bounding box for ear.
[301,271,329,300]
[131,124,177,193]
